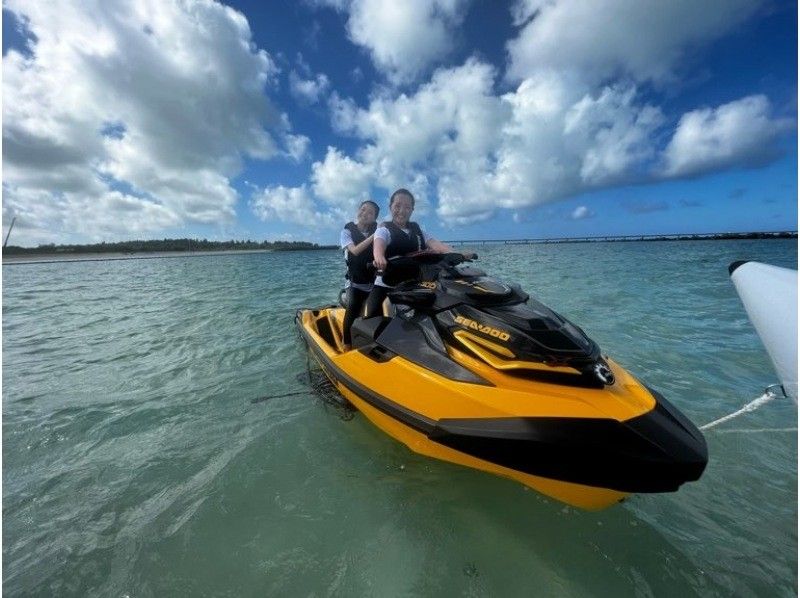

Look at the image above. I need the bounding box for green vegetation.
[3,231,795,256]
[3,238,337,255]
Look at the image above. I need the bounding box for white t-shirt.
[340,226,374,292]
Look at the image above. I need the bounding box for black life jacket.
[383,221,426,257]
[344,221,377,285]
[382,221,427,285]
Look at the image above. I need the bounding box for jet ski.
[295,252,707,510]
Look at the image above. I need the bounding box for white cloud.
[571,206,593,220]
[2,0,286,245]
[322,51,791,226]
[311,146,374,209]
[250,143,436,227]
[250,184,337,227]
[333,59,505,224]
[564,85,664,184]
[293,52,313,76]
[309,0,349,10]
[506,0,763,85]
[319,0,469,84]
[285,134,311,162]
[2,184,182,245]
[398,172,433,216]
[510,0,545,27]
[7,0,790,243]
[289,70,331,104]
[326,60,670,224]
[337,59,501,164]
[661,95,793,178]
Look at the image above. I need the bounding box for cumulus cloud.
[284,134,311,162]
[311,146,373,208]
[564,86,664,184]
[335,60,500,162]
[248,146,376,230]
[316,0,469,84]
[319,59,790,226]
[2,183,182,245]
[247,144,437,229]
[260,0,790,232]
[510,0,543,27]
[289,70,331,104]
[506,0,763,85]
[7,0,792,242]
[250,184,337,227]
[661,95,793,178]
[571,206,593,220]
[2,0,294,245]
[331,59,505,223]
[315,0,788,227]
[324,60,675,225]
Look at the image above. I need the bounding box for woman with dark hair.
[340,200,380,349]
[364,188,467,318]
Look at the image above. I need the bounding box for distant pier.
[444,231,797,246]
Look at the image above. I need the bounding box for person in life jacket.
[340,200,380,348]
[364,188,472,318]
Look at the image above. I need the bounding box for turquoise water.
[3,240,797,597]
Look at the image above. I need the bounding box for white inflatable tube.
[729,261,798,400]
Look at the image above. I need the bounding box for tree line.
[4,231,795,256]
[3,238,337,255]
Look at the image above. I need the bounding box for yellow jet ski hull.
[296,306,706,511]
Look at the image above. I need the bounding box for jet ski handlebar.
[390,251,476,267]
[372,251,477,274]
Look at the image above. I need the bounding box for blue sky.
[2,0,797,246]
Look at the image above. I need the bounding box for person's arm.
[373,236,388,270]
[426,237,475,259]
[425,238,453,253]
[346,234,374,256]
[373,227,391,270]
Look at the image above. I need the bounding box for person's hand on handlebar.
[374,255,387,271]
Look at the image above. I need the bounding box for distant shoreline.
[2,238,337,262]
[2,232,795,265]
[1,248,281,265]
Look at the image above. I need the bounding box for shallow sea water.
[2,240,797,597]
